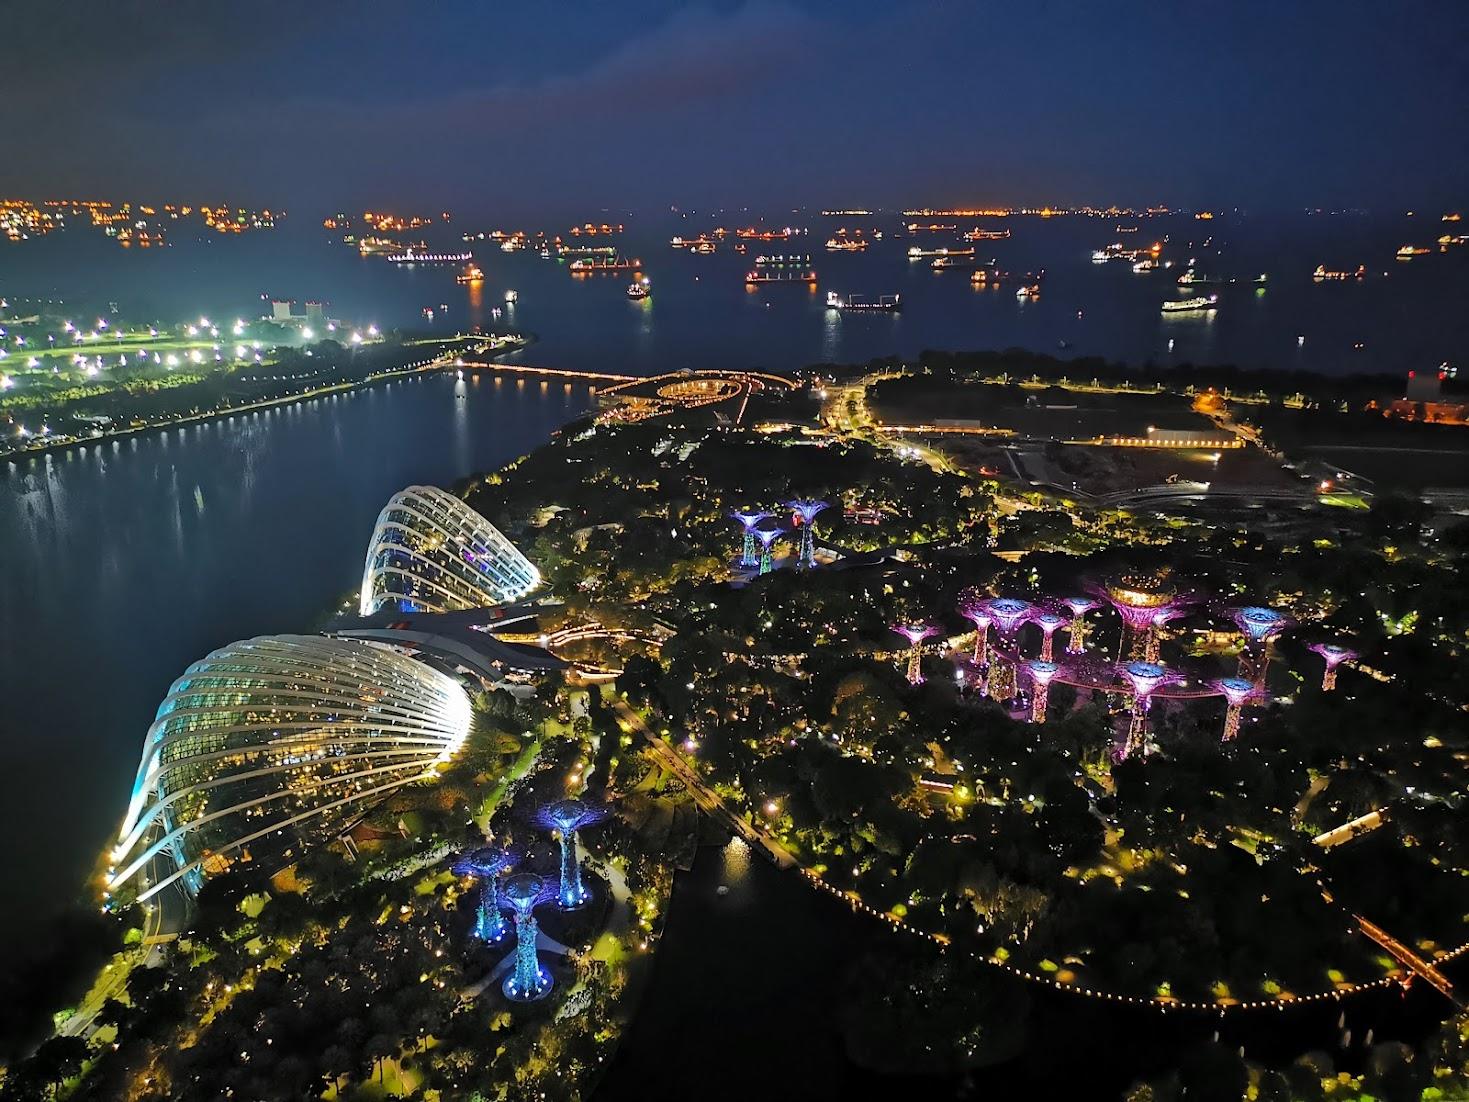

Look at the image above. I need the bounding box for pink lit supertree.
[893,623,939,684]
[1145,606,1189,662]
[1020,659,1061,724]
[1229,605,1294,683]
[981,598,1034,703]
[1117,660,1182,759]
[1309,642,1357,690]
[1209,677,1265,742]
[1031,610,1069,661]
[956,587,995,664]
[1061,596,1099,654]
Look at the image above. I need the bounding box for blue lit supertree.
[755,527,784,574]
[535,798,610,910]
[787,500,829,569]
[1229,605,1294,684]
[452,845,517,944]
[499,873,555,1002]
[733,511,773,568]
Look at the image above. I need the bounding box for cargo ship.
[456,265,485,284]
[826,291,900,311]
[908,246,973,259]
[1161,295,1219,312]
[906,223,958,232]
[1313,265,1366,280]
[962,227,1011,241]
[736,227,794,240]
[387,248,472,263]
[569,254,640,271]
[746,267,817,284]
[969,267,1046,285]
[1396,245,1431,259]
[825,236,869,251]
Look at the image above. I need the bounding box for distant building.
[305,301,325,324]
[270,299,293,321]
[1385,367,1468,424]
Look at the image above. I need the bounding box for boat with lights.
[1161,295,1219,312]
[826,291,900,311]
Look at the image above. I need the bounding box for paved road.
[610,700,796,869]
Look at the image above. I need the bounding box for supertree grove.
[1146,606,1189,662]
[732,511,772,568]
[754,527,783,574]
[1061,596,1099,654]
[1020,659,1061,723]
[956,587,994,664]
[452,845,518,944]
[1209,677,1264,741]
[892,623,939,684]
[787,500,829,569]
[1032,610,1069,661]
[535,798,609,910]
[1117,660,1183,759]
[1230,605,1293,683]
[499,873,555,1002]
[1309,642,1357,690]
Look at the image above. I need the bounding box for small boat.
[1396,245,1430,259]
[456,265,485,284]
[1161,294,1218,312]
[1016,284,1040,299]
[627,278,650,300]
[504,289,518,303]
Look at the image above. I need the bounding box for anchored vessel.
[1161,295,1219,312]
[826,291,901,311]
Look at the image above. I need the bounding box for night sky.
[6,0,1467,217]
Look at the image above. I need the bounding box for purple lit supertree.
[1209,677,1264,742]
[1031,610,1069,662]
[1145,606,1189,662]
[1062,596,1099,654]
[733,511,773,568]
[534,798,610,910]
[499,873,556,1001]
[893,623,939,684]
[787,500,829,569]
[1229,605,1294,683]
[1309,642,1357,691]
[956,587,994,664]
[1117,660,1183,759]
[1100,578,1183,662]
[1020,659,1061,723]
[754,527,784,575]
[452,845,518,944]
[981,598,1034,703]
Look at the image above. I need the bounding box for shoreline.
[0,335,531,469]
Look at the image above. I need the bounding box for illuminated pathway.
[610,699,796,869]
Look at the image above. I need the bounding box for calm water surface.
[0,374,590,939]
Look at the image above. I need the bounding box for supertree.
[535,798,609,910]
[1117,660,1182,759]
[1230,605,1293,683]
[500,873,555,1002]
[754,527,784,575]
[981,598,1034,703]
[1031,610,1069,661]
[1209,677,1264,742]
[1020,659,1061,724]
[787,500,829,569]
[732,511,772,568]
[452,845,517,944]
[1061,597,1099,654]
[1309,642,1357,691]
[892,624,939,685]
[956,587,994,664]
[1145,606,1190,662]
[1099,576,1183,661]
